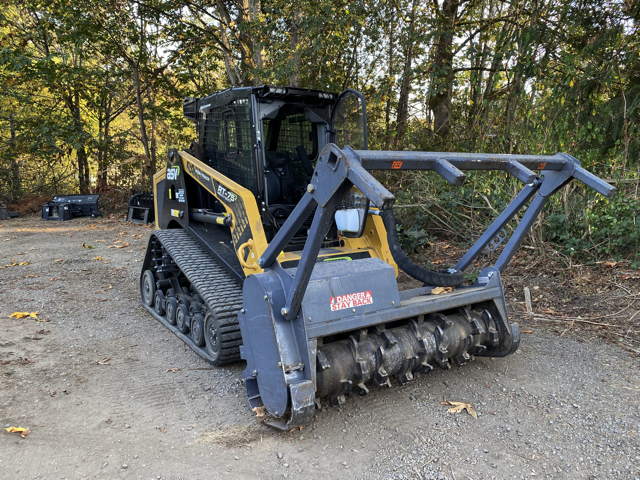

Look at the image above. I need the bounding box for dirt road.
[1,216,638,479]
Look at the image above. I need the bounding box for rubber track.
[152,229,243,364]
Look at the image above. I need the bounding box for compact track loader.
[140,86,614,429]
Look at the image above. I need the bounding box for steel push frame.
[259,145,615,323]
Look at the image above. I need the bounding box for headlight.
[334,188,369,238]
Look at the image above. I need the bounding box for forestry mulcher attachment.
[140,86,614,429]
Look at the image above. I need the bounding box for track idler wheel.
[176,301,191,334]
[203,312,241,366]
[191,312,205,347]
[141,270,156,307]
[165,296,178,326]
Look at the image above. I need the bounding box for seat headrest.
[266,151,290,168]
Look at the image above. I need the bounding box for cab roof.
[183,85,337,120]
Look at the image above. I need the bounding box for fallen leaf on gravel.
[24,274,39,278]
[252,406,266,418]
[93,256,105,261]
[166,367,181,373]
[431,287,453,295]
[602,261,618,267]
[96,357,111,365]
[521,329,534,334]
[4,427,30,438]
[9,312,39,319]
[441,400,478,418]
[108,241,130,249]
[36,329,50,335]
[54,259,64,263]
[82,242,95,249]
[1,261,30,269]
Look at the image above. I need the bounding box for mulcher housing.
[42,194,101,221]
[140,86,615,429]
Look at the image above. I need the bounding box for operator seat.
[265,151,297,204]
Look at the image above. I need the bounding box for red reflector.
[391,161,404,169]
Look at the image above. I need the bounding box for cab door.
[330,89,369,150]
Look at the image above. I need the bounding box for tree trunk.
[428,0,460,140]
[288,9,303,87]
[394,0,419,148]
[67,91,90,194]
[504,69,523,152]
[384,5,398,149]
[97,104,111,191]
[76,146,90,194]
[8,115,21,201]
[134,65,156,188]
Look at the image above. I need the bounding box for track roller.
[154,290,166,315]
[191,312,205,347]
[165,295,178,325]
[176,301,190,334]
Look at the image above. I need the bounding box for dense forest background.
[1,0,638,260]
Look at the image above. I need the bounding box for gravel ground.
[1,216,639,480]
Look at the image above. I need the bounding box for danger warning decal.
[330,290,374,311]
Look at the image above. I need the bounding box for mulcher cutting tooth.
[420,361,434,372]
[355,382,369,395]
[374,365,392,387]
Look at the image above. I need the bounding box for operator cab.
[183,86,368,244]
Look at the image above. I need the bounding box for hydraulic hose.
[380,208,464,287]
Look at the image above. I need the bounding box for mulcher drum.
[142,229,243,364]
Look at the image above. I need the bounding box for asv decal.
[330,290,373,311]
[167,166,180,180]
[217,184,238,203]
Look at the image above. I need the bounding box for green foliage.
[0,0,637,264]
[546,188,640,260]
[396,222,430,254]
